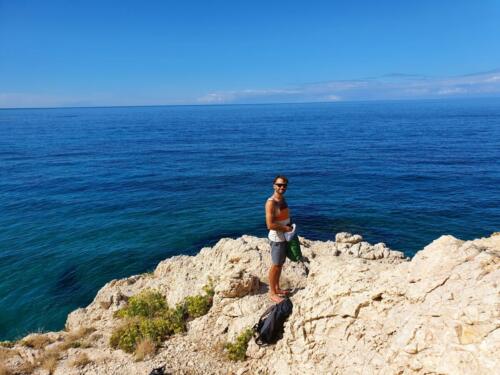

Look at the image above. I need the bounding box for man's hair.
[273,175,288,184]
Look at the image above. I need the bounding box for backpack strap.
[259,304,277,320]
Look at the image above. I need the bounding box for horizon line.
[1,95,500,111]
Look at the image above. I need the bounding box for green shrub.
[110,319,142,353]
[110,281,214,354]
[138,318,166,344]
[225,328,253,361]
[114,290,166,319]
[183,279,214,319]
[161,304,187,334]
[110,309,188,353]
[184,294,212,319]
[203,278,215,297]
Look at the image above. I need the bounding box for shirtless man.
[265,175,293,303]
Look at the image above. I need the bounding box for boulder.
[335,232,363,244]
[215,271,260,298]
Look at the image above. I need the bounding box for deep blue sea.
[1,99,499,340]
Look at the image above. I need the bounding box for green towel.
[286,236,302,262]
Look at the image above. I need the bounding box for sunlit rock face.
[3,233,499,375]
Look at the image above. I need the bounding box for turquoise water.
[1,99,499,340]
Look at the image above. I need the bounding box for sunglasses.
[275,183,288,187]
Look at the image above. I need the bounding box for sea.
[1,98,499,341]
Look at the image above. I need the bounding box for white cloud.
[324,95,341,101]
[437,87,467,95]
[2,70,500,108]
[196,88,302,104]
[197,70,500,104]
[197,93,233,104]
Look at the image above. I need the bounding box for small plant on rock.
[224,327,253,361]
[41,352,59,374]
[22,333,52,349]
[184,294,212,319]
[184,279,215,319]
[71,352,91,368]
[203,278,215,297]
[60,327,95,350]
[134,338,156,361]
[114,290,166,319]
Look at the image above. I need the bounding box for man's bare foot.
[269,293,284,303]
[277,289,291,296]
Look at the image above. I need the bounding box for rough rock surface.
[2,233,499,375]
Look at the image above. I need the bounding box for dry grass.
[41,352,59,374]
[4,326,96,375]
[22,333,53,349]
[3,346,61,375]
[15,361,37,375]
[94,355,111,365]
[67,327,96,341]
[88,332,103,343]
[210,338,227,359]
[71,352,91,368]
[134,338,156,361]
[60,327,96,350]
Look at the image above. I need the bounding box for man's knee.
[271,264,282,270]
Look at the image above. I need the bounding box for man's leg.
[269,241,287,302]
[269,264,284,303]
[275,266,291,295]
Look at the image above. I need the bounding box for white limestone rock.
[335,232,363,244]
[3,232,499,375]
[215,271,260,298]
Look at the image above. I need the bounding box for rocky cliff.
[1,232,499,375]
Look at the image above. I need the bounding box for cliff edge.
[2,232,499,374]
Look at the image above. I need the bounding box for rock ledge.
[2,232,499,375]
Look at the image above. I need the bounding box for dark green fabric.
[286,236,302,262]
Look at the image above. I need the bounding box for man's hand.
[283,224,293,232]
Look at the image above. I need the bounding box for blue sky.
[1,0,500,108]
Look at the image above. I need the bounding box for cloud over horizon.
[1,70,500,108]
[197,70,500,105]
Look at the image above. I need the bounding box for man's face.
[274,179,288,194]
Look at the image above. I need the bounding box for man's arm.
[265,200,292,232]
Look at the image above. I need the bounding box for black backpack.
[148,366,169,375]
[253,298,293,346]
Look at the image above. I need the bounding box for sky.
[1,0,500,108]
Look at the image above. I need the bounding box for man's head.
[273,175,288,195]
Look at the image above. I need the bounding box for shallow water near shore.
[1,98,499,340]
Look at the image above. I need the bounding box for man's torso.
[267,196,290,242]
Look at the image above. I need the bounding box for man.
[265,175,293,303]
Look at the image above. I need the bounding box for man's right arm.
[265,200,292,232]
